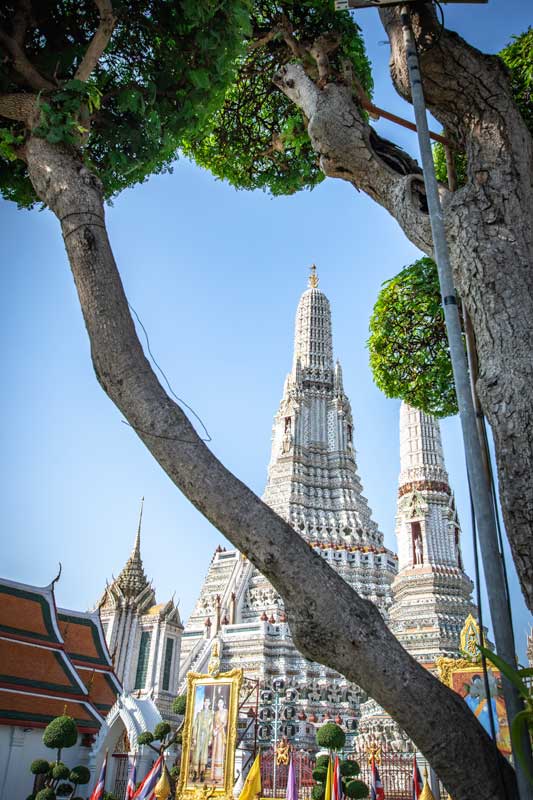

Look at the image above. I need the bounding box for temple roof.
[0,576,120,732]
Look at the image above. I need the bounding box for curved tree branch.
[74,0,117,83]
[0,29,54,91]
[273,63,433,253]
[24,134,516,800]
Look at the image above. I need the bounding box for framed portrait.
[177,668,243,800]
[438,658,511,757]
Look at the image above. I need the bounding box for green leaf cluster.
[185,0,372,195]
[368,257,459,418]
[316,722,346,751]
[42,716,78,752]
[172,694,187,715]
[0,0,251,207]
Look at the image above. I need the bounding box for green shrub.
[344,780,369,799]
[312,768,328,782]
[52,764,70,780]
[316,723,346,751]
[30,759,51,775]
[56,785,73,797]
[153,722,172,741]
[137,731,154,746]
[42,716,78,751]
[172,695,187,715]
[340,761,360,777]
[315,755,330,770]
[70,765,91,785]
[35,790,56,800]
[311,784,326,800]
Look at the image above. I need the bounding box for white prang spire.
[389,402,474,666]
[262,266,386,548]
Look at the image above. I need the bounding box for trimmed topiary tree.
[172,694,187,716]
[316,723,346,752]
[312,724,367,800]
[28,715,92,799]
[137,718,180,758]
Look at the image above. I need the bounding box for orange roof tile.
[0,582,62,645]
[57,610,113,669]
[0,688,102,732]
[77,667,121,715]
[0,639,86,698]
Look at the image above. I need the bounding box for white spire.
[292,265,334,375]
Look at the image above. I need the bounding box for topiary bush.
[316,723,346,751]
[35,790,56,800]
[51,764,70,781]
[340,761,360,777]
[315,755,330,770]
[153,721,172,741]
[172,695,187,716]
[311,784,326,800]
[137,731,155,746]
[69,765,91,786]
[312,768,328,782]
[344,779,369,799]
[56,785,73,797]
[42,716,78,754]
[31,759,51,775]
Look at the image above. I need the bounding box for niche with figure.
[411,521,423,565]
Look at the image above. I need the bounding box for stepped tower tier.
[388,403,475,667]
[180,269,397,743]
[263,266,382,548]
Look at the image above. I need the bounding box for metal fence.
[260,748,316,799]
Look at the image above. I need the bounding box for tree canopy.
[368,257,458,418]
[184,0,372,195]
[0,0,250,207]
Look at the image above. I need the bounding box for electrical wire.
[126,301,212,444]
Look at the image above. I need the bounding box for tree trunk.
[274,6,533,612]
[25,134,517,800]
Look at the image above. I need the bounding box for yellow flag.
[324,757,332,800]
[239,754,262,800]
[154,763,172,800]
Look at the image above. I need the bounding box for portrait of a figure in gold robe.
[187,683,231,786]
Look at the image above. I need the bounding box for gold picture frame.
[176,668,243,800]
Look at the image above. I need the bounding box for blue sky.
[0,0,530,660]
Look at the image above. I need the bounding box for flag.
[238,753,262,800]
[324,756,333,800]
[126,756,137,800]
[286,754,298,800]
[412,755,423,800]
[89,753,107,800]
[132,755,163,800]
[370,756,385,800]
[154,763,172,800]
[332,755,343,800]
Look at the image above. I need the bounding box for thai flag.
[412,755,423,799]
[332,755,343,800]
[132,755,163,800]
[89,753,107,800]
[370,757,385,800]
[126,756,137,800]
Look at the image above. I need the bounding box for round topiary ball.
[172,695,187,716]
[315,755,330,770]
[52,764,70,780]
[340,760,360,777]
[42,716,78,751]
[316,723,346,751]
[35,789,56,800]
[56,784,74,797]
[311,784,326,800]
[153,721,172,741]
[70,765,91,785]
[137,731,154,746]
[344,779,369,799]
[312,768,328,783]
[30,759,51,775]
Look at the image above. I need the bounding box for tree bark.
[25,134,517,800]
[275,7,533,612]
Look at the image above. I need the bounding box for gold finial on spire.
[309,264,319,288]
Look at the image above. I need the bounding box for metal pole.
[399,7,532,798]
[273,692,279,798]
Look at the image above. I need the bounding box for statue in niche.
[411,521,423,565]
[282,416,292,453]
[455,529,463,570]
